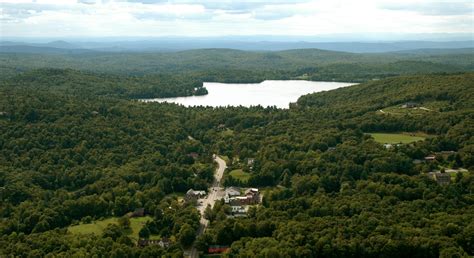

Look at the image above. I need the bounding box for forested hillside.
[0,68,472,257]
[0,68,208,99]
[1,48,473,82]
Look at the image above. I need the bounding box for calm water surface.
[143,80,356,109]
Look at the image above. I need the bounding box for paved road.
[188,155,227,258]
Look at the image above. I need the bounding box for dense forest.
[1,48,473,85]
[0,49,473,257]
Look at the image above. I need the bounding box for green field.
[378,101,450,117]
[229,169,251,182]
[369,133,426,144]
[68,216,154,240]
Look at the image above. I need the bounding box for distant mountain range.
[0,39,473,53]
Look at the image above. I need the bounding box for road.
[188,155,227,258]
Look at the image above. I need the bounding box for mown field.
[68,216,154,240]
[228,169,251,182]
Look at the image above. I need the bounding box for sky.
[0,0,473,39]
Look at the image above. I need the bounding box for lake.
[142,80,356,108]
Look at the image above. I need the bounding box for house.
[185,189,206,202]
[244,188,260,204]
[424,155,436,161]
[236,196,251,205]
[224,187,241,204]
[138,238,171,248]
[228,196,251,206]
[432,172,451,186]
[401,102,418,108]
[383,144,393,149]
[130,208,145,218]
[226,187,241,197]
[91,111,99,115]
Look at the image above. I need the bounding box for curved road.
[188,155,227,258]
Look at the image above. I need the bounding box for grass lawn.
[378,101,449,116]
[369,133,425,144]
[68,216,153,240]
[229,169,251,182]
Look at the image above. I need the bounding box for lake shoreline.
[142,80,357,109]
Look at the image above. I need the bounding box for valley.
[0,33,473,258]
[2,1,473,256]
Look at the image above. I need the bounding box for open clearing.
[377,101,449,116]
[369,133,426,144]
[229,169,251,182]
[68,216,153,240]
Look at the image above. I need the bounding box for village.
[186,186,261,216]
[185,156,263,257]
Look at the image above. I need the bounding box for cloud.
[131,3,207,20]
[120,0,168,3]
[0,0,472,37]
[379,1,474,16]
[77,0,98,4]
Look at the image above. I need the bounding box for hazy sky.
[0,0,473,38]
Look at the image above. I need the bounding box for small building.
[138,238,171,248]
[228,196,250,206]
[226,187,241,197]
[91,111,99,115]
[401,102,418,108]
[130,208,145,218]
[424,155,436,161]
[383,144,393,149]
[185,189,206,202]
[236,196,251,205]
[244,188,260,204]
[224,187,241,204]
